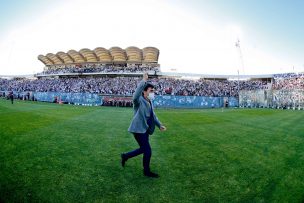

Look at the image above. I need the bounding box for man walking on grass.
[121,73,166,178]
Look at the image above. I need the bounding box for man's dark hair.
[144,83,155,91]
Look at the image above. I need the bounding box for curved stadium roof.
[38,47,159,66]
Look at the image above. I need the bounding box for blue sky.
[0,0,61,36]
[177,0,304,59]
[0,0,303,75]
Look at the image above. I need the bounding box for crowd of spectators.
[0,77,268,97]
[38,64,160,75]
[155,78,267,97]
[102,96,133,107]
[273,72,304,79]
[273,72,304,90]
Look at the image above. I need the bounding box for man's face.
[144,87,154,97]
[147,87,154,94]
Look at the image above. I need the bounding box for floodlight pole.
[237,69,240,92]
[235,38,244,108]
[237,69,240,104]
[235,38,245,74]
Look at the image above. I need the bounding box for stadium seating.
[2,47,303,108]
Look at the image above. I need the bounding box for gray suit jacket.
[128,80,162,134]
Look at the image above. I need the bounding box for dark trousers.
[125,132,151,172]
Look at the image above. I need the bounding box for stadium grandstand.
[1,46,304,109]
[36,46,160,77]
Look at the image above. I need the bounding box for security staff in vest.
[121,73,166,178]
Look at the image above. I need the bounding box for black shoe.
[121,153,127,167]
[143,170,159,178]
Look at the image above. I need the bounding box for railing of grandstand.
[239,89,304,109]
[273,89,304,109]
[35,71,158,77]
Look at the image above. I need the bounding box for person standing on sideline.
[9,91,14,104]
[121,73,166,178]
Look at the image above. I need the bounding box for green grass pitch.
[1,99,304,202]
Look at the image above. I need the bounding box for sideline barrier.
[0,91,102,106]
[3,90,304,109]
[33,92,103,106]
[1,91,239,108]
[153,96,239,108]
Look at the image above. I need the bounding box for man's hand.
[143,72,149,81]
[160,125,167,131]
